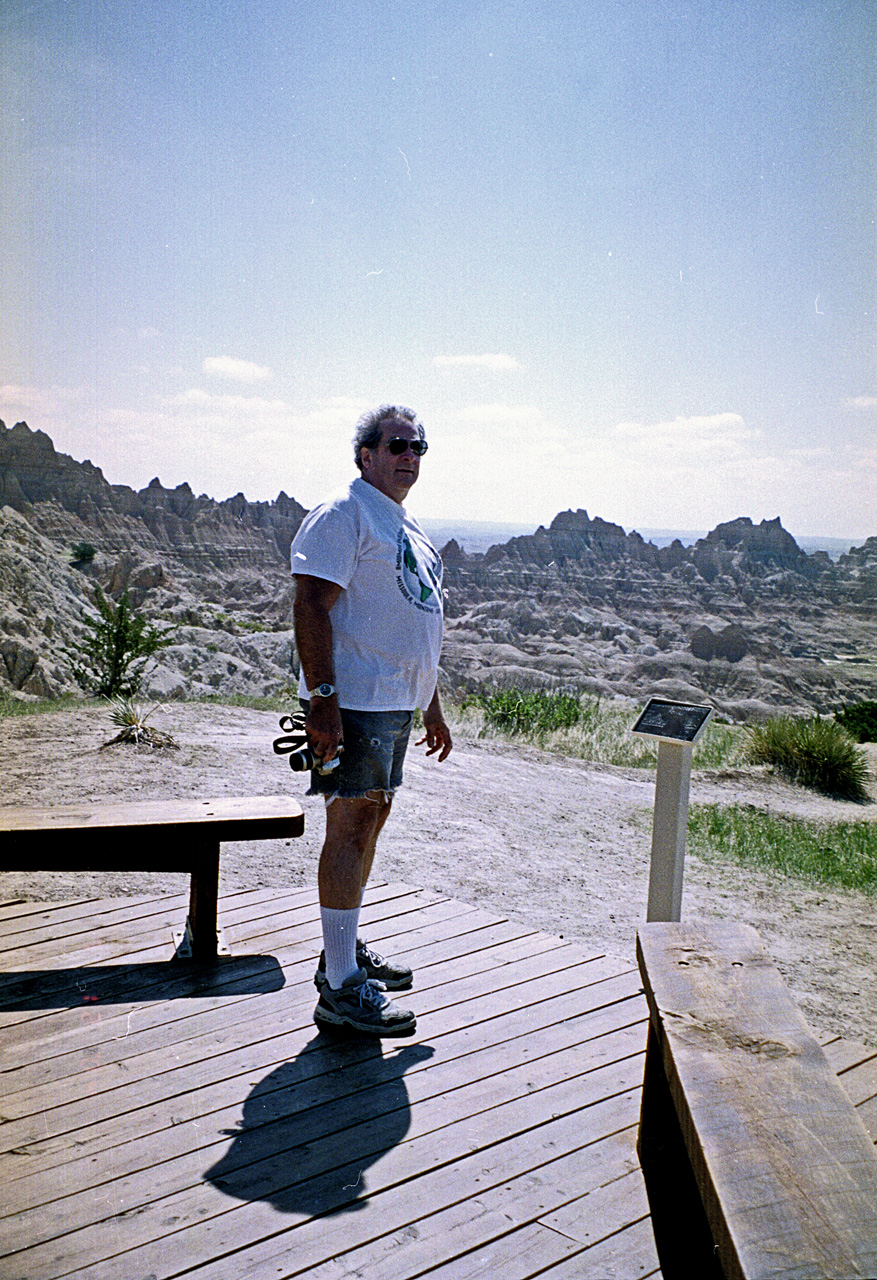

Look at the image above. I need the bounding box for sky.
[1,0,875,539]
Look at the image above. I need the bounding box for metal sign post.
[632,699,714,922]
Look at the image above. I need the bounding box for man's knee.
[324,793,387,850]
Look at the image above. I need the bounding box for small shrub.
[835,700,877,744]
[454,684,743,770]
[70,541,96,565]
[66,587,177,698]
[745,715,869,801]
[462,686,587,736]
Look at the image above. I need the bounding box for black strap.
[272,712,308,756]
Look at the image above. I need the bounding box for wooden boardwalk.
[0,886,874,1279]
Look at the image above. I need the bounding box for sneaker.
[313,967,416,1037]
[314,939,413,991]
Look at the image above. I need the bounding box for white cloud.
[0,384,87,416]
[433,354,519,372]
[169,389,289,415]
[844,396,877,411]
[457,403,544,428]
[611,413,757,459]
[203,356,273,383]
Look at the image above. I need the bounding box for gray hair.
[353,404,425,471]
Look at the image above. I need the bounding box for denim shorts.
[300,703,414,801]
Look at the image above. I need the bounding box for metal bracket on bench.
[172,918,231,961]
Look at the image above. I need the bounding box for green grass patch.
[454,686,744,770]
[0,691,96,717]
[191,690,299,712]
[745,716,869,801]
[688,804,877,894]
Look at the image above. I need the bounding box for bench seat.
[637,922,877,1280]
[0,796,304,961]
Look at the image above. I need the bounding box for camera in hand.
[287,743,341,775]
[272,713,342,777]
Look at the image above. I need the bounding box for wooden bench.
[0,796,304,962]
[637,922,877,1280]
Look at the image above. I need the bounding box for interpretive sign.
[633,698,715,923]
[632,698,713,745]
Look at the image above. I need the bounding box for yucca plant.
[100,697,179,749]
[745,715,869,801]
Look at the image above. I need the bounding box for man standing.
[290,405,452,1036]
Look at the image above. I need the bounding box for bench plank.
[0,795,304,868]
[637,922,877,1280]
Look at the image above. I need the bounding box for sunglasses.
[386,436,428,456]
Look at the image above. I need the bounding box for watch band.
[307,683,336,700]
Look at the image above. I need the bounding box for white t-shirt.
[290,477,444,711]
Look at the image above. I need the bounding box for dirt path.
[2,703,875,1046]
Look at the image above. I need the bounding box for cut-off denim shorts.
[300,702,414,802]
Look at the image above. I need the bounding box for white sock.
[321,906,361,988]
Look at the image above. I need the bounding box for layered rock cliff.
[1,419,874,718]
[0,421,305,698]
[439,508,876,719]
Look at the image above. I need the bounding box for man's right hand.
[306,695,343,762]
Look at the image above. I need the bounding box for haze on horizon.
[2,1,875,540]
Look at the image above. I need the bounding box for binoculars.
[272,713,341,776]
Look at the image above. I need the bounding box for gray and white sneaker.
[314,967,416,1037]
[314,939,413,991]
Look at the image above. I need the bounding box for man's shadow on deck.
[205,1031,434,1216]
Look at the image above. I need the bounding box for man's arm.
[292,574,343,761]
[417,684,453,761]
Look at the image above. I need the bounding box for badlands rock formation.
[440,512,876,720]
[1,419,875,718]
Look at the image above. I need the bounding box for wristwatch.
[306,683,336,700]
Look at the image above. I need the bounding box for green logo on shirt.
[397,532,442,612]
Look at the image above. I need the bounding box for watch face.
[314,684,334,698]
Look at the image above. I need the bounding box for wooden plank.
[0,965,645,1189]
[0,900,533,1084]
[822,1038,877,1077]
[0,884,320,969]
[530,1217,662,1278]
[0,942,639,1139]
[0,1017,648,1251]
[0,895,160,936]
[637,921,877,1280]
[0,888,658,1280]
[0,953,641,1200]
[0,794,304,845]
[0,924,572,1111]
[31,1084,646,1280]
[202,1092,648,1280]
[0,910,532,1074]
[326,1125,644,1279]
[411,1221,586,1278]
[858,1096,877,1143]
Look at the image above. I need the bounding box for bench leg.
[174,840,223,962]
[638,1023,724,1279]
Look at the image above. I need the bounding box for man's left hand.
[417,710,453,761]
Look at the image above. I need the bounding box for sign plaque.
[632,698,713,744]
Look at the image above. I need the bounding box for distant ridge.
[419,520,859,561]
